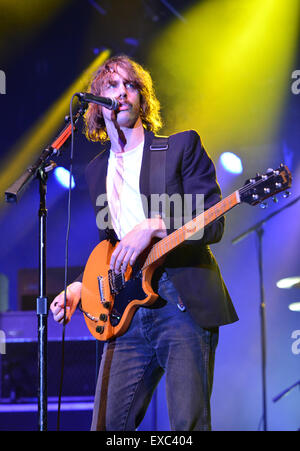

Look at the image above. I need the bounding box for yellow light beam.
[148,0,299,157]
[0,49,110,205]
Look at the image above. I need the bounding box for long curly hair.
[83,55,162,143]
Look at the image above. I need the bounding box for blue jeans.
[91,272,219,431]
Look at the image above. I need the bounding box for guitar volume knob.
[96,325,105,334]
[99,313,108,322]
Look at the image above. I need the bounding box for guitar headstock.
[239,164,292,206]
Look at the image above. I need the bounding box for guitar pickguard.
[109,271,147,326]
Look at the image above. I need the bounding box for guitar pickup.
[108,269,125,295]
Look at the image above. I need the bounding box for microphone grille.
[111,98,119,110]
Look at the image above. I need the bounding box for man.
[50,55,238,431]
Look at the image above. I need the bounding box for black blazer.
[83,129,238,328]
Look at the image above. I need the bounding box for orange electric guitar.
[80,165,292,341]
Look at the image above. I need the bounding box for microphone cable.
[56,93,78,430]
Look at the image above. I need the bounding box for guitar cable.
[56,93,78,431]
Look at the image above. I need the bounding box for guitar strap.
[149,135,169,218]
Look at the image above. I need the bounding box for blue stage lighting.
[220,152,243,174]
[54,167,75,189]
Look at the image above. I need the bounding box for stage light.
[220,152,243,174]
[276,277,300,289]
[124,38,139,47]
[54,167,75,190]
[288,302,300,312]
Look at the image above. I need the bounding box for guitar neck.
[142,190,241,269]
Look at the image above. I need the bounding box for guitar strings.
[239,171,285,195]
[95,172,285,288]
[141,171,284,268]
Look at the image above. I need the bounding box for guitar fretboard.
[142,190,240,269]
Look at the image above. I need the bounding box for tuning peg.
[260,202,268,209]
[272,196,278,203]
[283,191,291,198]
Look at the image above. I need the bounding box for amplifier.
[0,311,101,400]
[17,266,84,310]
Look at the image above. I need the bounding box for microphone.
[76,92,119,110]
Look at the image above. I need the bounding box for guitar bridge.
[97,276,108,304]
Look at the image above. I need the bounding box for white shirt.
[106,140,146,239]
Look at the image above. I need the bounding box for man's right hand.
[50,281,82,324]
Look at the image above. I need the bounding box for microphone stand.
[273,379,300,403]
[5,103,87,431]
[232,194,300,431]
[273,379,300,430]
